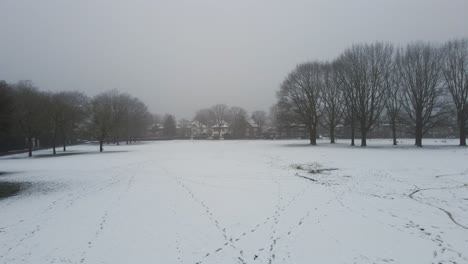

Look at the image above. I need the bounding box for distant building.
[191,121,210,139]
[211,121,231,139]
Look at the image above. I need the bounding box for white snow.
[0,139,467,264]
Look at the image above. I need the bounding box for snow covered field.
[0,139,467,264]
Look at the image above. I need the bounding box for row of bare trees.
[0,81,152,156]
[276,39,468,147]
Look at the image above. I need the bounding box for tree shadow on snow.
[279,140,465,150]
[5,150,130,160]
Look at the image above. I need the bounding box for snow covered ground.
[0,139,467,264]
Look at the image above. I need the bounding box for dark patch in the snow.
[292,164,338,175]
[0,171,21,178]
[0,182,30,199]
[280,142,321,148]
[308,168,339,174]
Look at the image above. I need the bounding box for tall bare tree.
[269,103,293,138]
[277,62,323,145]
[211,104,228,138]
[118,95,151,144]
[321,62,344,143]
[89,90,121,152]
[442,39,468,146]
[163,114,177,137]
[12,81,48,156]
[335,43,393,146]
[0,81,14,137]
[228,106,248,138]
[52,91,89,152]
[385,62,403,146]
[335,56,357,146]
[396,42,445,147]
[251,110,267,137]
[193,108,215,127]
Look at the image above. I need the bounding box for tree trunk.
[361,130,367,147]
[458,113,466,146]
[309,125,316,145]
[330,125,335,144]
[28,137,33,157]
[392,121,397,146]
[52,129,57,155]
[99,140,104,152]
[459,125,466,146]
[126,123,130,144]
[63,132,67,151]
[415,125,423,147]
[349,110,355,146]
[360,119,367,147]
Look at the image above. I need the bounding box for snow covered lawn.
[1,139,467,264]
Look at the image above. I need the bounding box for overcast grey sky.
[1,0,467,119]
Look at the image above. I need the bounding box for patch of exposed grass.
[0,182,27,199]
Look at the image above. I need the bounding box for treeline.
[275,39,468,147]
[192,104,267,139]
[0,81,153,156]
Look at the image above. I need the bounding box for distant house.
[191,121,210,139]
[211,121,231,139]
[245,120,260,138]
[149,123,165,137]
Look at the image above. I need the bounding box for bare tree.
[385,63,403,146]
[46,92,62,155]
[228,106,248,138]
[0,81,14,137]
[334,57,357,146]
[50,91,89,152]
[163,114,177,137]
[12,81,48,156]
[269,103,293,138]
[277,62,323,145]
[321,62,344,143]
[211,104,228,138]
[88,90,121,152]
[177,118,191,138]
[396,42,445,147]
[150,113,163,136]
[442,39,468,146]
[117,95,151,144]
[335,43,393,146]
[251,110,267,137]
[193,108,215,127]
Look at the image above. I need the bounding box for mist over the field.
[1,0,467,118]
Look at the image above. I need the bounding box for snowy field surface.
[0,139,468,264]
